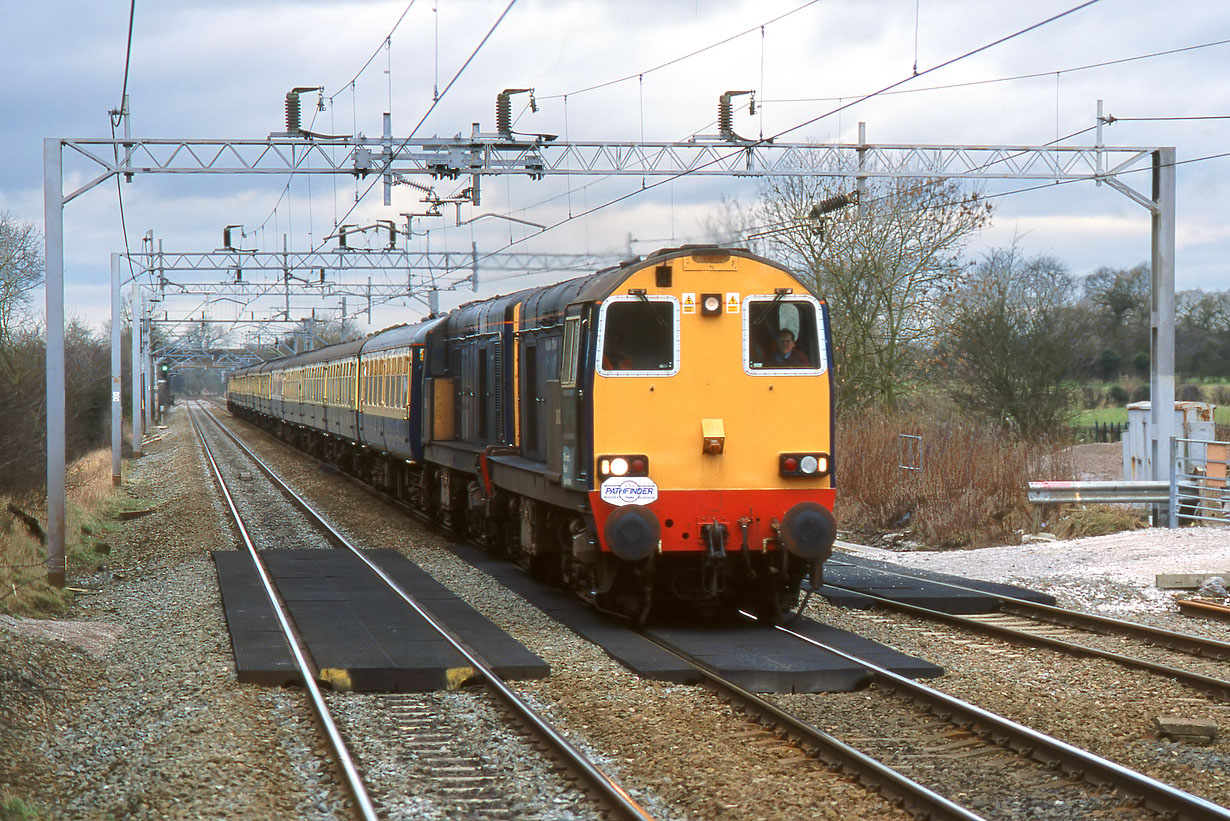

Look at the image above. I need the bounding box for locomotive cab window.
[598,296,679,376]
[745,296,825,373]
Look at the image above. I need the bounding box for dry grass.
[837,411,1069,548]
[0,448,128,616]
[1050,507,1147,539]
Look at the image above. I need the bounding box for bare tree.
[1080,263,1150,375]
[1176,289,1230,379]
[941,247,1085,439]
[698,194,764,254]
[0,213,44,343]
[755,171,991,412]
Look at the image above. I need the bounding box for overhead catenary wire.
[219,2,1219,324]
[110,0,137,128]
[764,37,1230,106]
[536,0,823,101]
[245,0,417,286]
[301,0,520,319]
[256,1,1216,319]
[433,0,1106,286]
[111,0,139,290]
[1110,115,1230,122]
[423,28,1229,269]
[327,0,419,104]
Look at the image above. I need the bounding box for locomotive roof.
[228,246,791,376]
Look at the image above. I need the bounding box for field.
[1074,405,1230,425]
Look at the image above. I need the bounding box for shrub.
[836,410,1049,548]
[1178,384,1205,401]
[1,449,124,616]
[1131,384,1150,402]
[1212,385,1230,406]
[1107,384,1129,405]
[1,795,42,821]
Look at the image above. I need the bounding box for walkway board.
[442,542,943,693]
[214,548,548,691]
[821,554,1059,614]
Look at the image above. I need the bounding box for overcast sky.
[3,0,1229,338]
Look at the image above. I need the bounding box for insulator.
[285,92,301,133]
[810,193,855,217]
[718,91,753,140]
[496,91,512,136]
[718,97,733,139]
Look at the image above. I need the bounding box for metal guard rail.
[1027,480,1170,505]
[1028,435,1228,528]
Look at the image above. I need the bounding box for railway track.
[203,403,965,819]
[190,404,654,820]
[647,617,1230,821]
[824,557,1230,701]
[203,402,1229,817]
[187,406,378,821]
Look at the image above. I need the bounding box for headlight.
[598,454,649,480]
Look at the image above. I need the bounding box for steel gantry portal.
[46,115,1176,583]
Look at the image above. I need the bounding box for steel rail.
[632,635,986,821]
[828,554,1230,661]
[822,578,1230,701]
[773,622,1230,821]
[200,406,655,821]
[211,400,972,819]
[1177,598,1230,621]
[186,406,380,821]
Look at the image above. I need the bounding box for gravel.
[223,408,910,821]
[4,405,1230,819]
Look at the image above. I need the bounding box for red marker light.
[783,456,799,473]
[631,457,648,474]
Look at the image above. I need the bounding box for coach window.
[561,315,581,387]
[598,296,678,376]
[744,296,825,373]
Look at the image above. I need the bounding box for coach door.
[559,303,591,490]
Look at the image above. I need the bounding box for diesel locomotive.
[227,245,836,624]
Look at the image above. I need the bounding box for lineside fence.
[1070,421,1128,443]
[1170,437,1230,527]
[1027,436,1230,528]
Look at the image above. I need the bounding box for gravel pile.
[843,528,1230,635]
[4,405,1229,819]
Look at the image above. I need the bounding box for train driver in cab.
[769,328,811,368]
[602,328,633,370]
